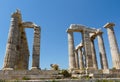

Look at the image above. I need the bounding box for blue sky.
[0,0,120,70]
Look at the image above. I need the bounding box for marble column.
[75,49,79,69]
[32,26,41,70]
[104,23,120,69]
[67,31,76,70]
[17,28,29,70]
[78,46,84,69]
[96,29,108,69]
[90,33,98,70]
[3,10,21,70]
[23,32,29,69]
[82,30,93,69]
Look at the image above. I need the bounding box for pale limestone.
[74,50,79,69]
[90,33,98,70]
[96,29,108,69]
[104,23,120,69]
[67,31,76,70]
[78,47,84,69]
[3,10,41,70]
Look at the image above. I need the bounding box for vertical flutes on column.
[67,30,76,70]
[96,29,108,69]
[104,23,120,69]
[32,26,41,70]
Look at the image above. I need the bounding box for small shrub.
[13,80,20,82]
[61,70,71,78]
[96,79,114,82]
[22,76,30,80]
[0,79,6,82]
[85,75,90,80]
[51,80,59,82]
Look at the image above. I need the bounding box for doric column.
[96,29,108,69]
[23,32,29,69]
[75,49,79,69]
[3,10,21,70]
[17,28,29,70]
[32,26,41,70]
[82,30,93,69]
[78,45,84,69]
[104,23,120,69]
[90,33,98,70]
[67,30,76,70]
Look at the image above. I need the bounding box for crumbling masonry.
[3,10,41,70]
[2,10,120,74]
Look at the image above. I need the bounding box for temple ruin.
[3,10,41,70]
[67,23,120,73]
[1,10,120,80]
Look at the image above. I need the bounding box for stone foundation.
[0,70,62,80]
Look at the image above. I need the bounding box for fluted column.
[82,31,93,69]
[3,10,21,70]
[78,47,84,69]
[90,33,98,70]
[32,26,41,70]
[67,30,76,70]
[96,29,108,69]
[104,23,120,69]
[17,28,29,70]
[23,32,29,69]
[75,49,79,69]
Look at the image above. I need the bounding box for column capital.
[68,29,76,69]
[66,29,73,33]
[90,33,97,40]
[76,42,83,50]
[104,22,120,69]
[103,22,115,28]
[96,29,103,35]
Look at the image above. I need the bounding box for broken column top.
[11,9,21,17]
[11,9,22,24]
[103,22,115,28]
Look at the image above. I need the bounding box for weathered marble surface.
[3,10,41,70]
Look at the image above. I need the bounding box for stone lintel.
[70,24,85,29]
[103,22,115,28]
[67,24,98,33]
[22,22,38,28]
[69,24,97,33]
[66,28,82,33]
